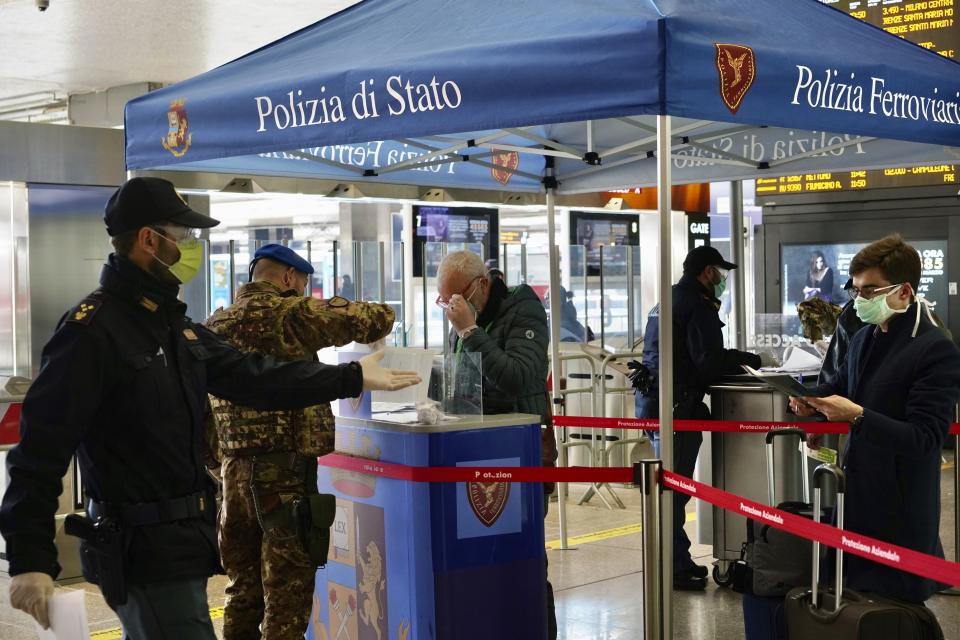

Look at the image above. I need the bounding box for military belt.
[88,490,210,528]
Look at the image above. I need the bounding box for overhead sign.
[822,0,959,60]
[756,164,958,194]
[687,213,711,250]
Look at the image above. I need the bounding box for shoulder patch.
[67,298,103,325]
[328,296,349,308]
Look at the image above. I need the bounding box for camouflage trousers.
[220,455,315,640]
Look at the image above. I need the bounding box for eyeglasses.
[436,276,481,309]
[847,283,902,300]
[151,225,201,249]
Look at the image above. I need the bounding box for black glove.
[626,360,654,395]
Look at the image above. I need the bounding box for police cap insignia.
[329,296,349,308]
[67,298,102,325]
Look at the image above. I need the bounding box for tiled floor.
[1,452,957,639]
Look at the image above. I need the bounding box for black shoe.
[674,569,708,591]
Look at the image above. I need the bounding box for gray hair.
[437,250,487,283]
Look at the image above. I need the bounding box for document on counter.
[34,589,89,640]
[741,365,825,399]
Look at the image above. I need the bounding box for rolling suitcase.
[737,428,814,640]
[784,464,944,640]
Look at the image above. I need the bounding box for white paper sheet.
[758,345,823,373]
[34,590,89,640]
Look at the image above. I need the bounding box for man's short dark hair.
[849,234,921,292]
[110,229,141,256]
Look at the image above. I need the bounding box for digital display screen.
[781,240,948,324]
[756,165,959,195]
[569,211,640,276]
[412,205,498,277]
[822,0,960,59]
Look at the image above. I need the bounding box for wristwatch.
[458,324,480,340]
[850,408,866,428]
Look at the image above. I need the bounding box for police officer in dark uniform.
[0,178,419,638]
[633,246,761,590]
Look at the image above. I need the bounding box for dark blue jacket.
[636,274,760,416]
[0,256,363,583]
[819,304,960,602]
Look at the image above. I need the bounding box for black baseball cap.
[104,177,219,237]
[682,245,737,275]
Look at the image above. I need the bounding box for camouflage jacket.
[206,281,394,457]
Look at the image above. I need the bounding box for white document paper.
[34,590,89,640]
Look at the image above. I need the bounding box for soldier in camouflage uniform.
[206,244,395,640]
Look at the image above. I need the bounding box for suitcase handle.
[811,463,845,613]
[764,428,810,506]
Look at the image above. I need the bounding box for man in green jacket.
[436,250,556,639]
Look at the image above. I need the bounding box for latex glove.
[359,350,421,392]
[756,350,780,368]
[9,572,54,629]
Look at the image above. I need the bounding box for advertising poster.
[781,240,948,323]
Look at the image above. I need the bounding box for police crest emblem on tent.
[714,44,755,115]
[161,98,192,158]
[490,151,519,186]
[467,480,510,526]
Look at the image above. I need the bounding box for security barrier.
[319,416,960,640]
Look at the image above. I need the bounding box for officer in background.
[0,178,419,638]
[633,246,761,590]
[206,244,396,640]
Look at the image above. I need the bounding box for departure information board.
[821,0,959,59]
[756,165,959,194]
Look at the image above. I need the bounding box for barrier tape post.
[639,459,663,640]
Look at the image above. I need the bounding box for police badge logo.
[467,481,510,526]
[490,151,519,186]
[714,44,756,115]
[161,98,193,158]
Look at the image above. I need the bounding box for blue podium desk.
[309,412,547,640]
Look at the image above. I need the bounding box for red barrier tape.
[552,415,960,436]
[318,453,634,483]
[662,470,960,588]
[319,454,959,585]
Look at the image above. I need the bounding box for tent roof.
[125,0,960,192]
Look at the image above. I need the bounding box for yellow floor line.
[546,512,696,550]
[92,606,224,639]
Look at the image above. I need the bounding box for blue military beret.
[249,244,314,275]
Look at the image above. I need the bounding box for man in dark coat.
[0,178,419,637]
[635,246,761,590]
[437,250,556,639]
[793,235,960,603]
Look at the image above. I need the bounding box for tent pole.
[730,181,747,350]
[544,158,568,551]
[657,114,674,637]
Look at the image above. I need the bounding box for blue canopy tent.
[126,0,960,632]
